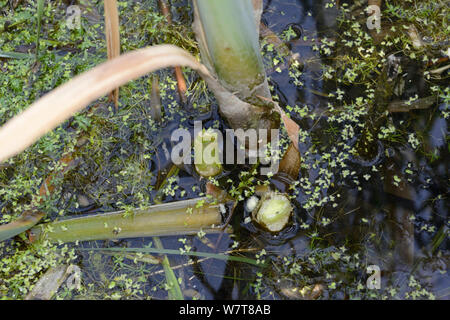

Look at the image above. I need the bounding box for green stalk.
[194,0,269,99]
[35,0,45,59]
[252,192,293,232]
[29,198,224,243]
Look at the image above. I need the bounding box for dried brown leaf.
[0,45,215,163]
[278,142,301,180]
[257,95,300,149]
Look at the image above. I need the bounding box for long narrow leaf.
[153,237,184,300]
[35,0,45,59]
[29,197,225,243]
[0,211,45,242]
[84,247,263,267]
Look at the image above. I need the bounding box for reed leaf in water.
[0,45,221,163]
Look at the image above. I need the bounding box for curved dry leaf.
[0,45,215,163]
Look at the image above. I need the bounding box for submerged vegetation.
[0,0,448,300]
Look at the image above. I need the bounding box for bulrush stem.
[193,0,270,100]
[29,198,224,243]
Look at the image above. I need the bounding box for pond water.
[0,0,448,300]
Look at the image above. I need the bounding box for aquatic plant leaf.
[25,264,80,300]
[388,96,437,113]
[431,226,449,254]
[35,0,44,58]
[278,143,301,180]
[86,247,263,267]
[104,0,120,110]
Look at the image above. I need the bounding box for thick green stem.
[30,198,225,243]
